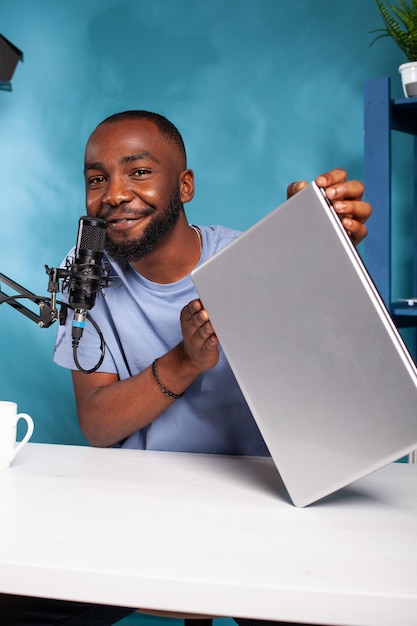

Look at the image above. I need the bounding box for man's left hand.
[287,168,371,246]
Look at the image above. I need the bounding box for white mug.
[0,401,34,470]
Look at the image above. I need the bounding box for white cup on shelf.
[0,401,34,470]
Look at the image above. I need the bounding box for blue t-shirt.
[54,224,269,456]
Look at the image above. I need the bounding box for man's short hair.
[98,110,187,164]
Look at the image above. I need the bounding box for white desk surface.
[0,443,416,626]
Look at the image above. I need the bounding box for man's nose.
[102,176,134,206]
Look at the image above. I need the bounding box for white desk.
[0,443,416,626]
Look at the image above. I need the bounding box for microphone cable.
[0,292,106,374]
[72,310,106,374]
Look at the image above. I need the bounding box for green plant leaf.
[370,0,417,61]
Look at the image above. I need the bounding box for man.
[1,111,371,625]
[53,110,370,456]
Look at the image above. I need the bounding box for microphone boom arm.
[0,266,70,328]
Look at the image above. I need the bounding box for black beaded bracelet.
[151,358,184,400]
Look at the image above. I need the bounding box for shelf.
[392,302,417,328]
[392,97,417,134]
[364,78,417,356]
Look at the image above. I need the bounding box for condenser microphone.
[68,215,107,343]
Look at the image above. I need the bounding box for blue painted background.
[0,0,409,448]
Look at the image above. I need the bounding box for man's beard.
[104,188,182,265]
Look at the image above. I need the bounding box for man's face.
[84,119,190,264]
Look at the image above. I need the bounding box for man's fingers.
[287,180,307,198]
[333,199,372,223]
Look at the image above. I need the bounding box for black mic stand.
[1,266,108,374]
[0,266,70,328]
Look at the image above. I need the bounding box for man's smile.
[104,208,156,231]
[107,216,142,231]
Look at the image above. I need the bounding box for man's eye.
[133,169,151,177]
[88,175,106,185]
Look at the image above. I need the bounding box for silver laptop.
[192,182,417,507]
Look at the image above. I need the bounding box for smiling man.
[0,109,371,626]
[53,111,370,460]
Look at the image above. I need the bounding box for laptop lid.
[191,182,417,507]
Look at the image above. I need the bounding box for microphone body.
[68,216,107,341]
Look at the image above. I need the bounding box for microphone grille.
[78,216,107,253]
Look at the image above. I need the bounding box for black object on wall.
[0,34,23,91]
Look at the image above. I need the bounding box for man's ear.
[180,169,195,203]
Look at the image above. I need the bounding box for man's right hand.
[180,299,220,372]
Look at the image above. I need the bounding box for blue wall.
[0,0,409,445]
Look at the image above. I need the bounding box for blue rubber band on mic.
[72,320,86,328]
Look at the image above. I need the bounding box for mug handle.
[11,413,35,462]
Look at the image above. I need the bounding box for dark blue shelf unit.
[364,77,417,340]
